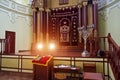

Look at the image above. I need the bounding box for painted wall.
[98,0,120,46]
[0,0,33,53]
[12,0,29,5]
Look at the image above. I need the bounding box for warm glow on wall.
[49,43,56,50]
[36,43,56,51]
[37,43,43,50]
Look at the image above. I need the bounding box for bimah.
[32,55,53,80]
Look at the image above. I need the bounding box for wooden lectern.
[32,55,53,80]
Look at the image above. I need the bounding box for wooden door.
[5,31,15,55]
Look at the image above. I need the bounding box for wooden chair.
[83,62,96,72]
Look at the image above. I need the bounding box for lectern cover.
[32,55,53,66]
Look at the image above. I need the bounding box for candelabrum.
[78,24,94,57]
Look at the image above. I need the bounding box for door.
[5,31,15,55]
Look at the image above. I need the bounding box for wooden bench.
[83,72,104,80]
[54,65,81,79]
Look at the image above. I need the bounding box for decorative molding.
[98,1,120,20]
[98,10,108,21]
[11,1,15,9]
[0,0,32,23]
[0,0,31,15]
[0,7,28,23]
[59,0,69,5]
[107,1,120,13]
[17,4,27,13]
[9,12,16,23]
[0,8,10,16]
[0,0,9,7]
[97,0,115,9]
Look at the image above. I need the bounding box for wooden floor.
[0,71,82,80]
[0,71,33,80]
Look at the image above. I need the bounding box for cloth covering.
[32,55,53,66]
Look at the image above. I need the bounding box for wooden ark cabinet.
[49,1,98,52]
[31,0,98,54]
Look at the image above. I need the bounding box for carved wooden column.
[33,10,37,43]
[37,8,44,43]
[78,5,82,28]
[31,0,38,51]
[36,11,40,42]
[78,5,82,43]
[93,1,98,36]
[87,3,93,25]
[31,9,38,51]
[82,2,88,27]
[93,1,98,52]
[87,2,94,54]
[46,9,50,44]
[31,0,45,51]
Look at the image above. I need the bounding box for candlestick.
[78,24,94,57]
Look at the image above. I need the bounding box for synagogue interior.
[0,0,120,80]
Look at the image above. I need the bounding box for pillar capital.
[77,4,82,8]
[32,8,37,12]
[39,8,44,11]
[93,0,98,4]
[46,8,51,12]
[83,2,88,6]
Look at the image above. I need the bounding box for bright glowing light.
[49,43,55,50]
[37,43,43,50]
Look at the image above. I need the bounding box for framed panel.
[59,0,69,5]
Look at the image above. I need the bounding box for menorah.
[78,24,94,57]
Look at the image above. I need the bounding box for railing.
[0,39,6,54]
[91,35,109,79]
[89,34,109,56]
[107,33,120,80]
[93,33,120,80]
[0,55,35,73]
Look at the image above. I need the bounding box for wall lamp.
[36,42,56,51]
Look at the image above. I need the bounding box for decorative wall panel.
[48,1,98,51]
[50,7,79,46]
[0,0,30,15]
[31,0,98,51]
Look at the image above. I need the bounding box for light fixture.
[49,43,55,50]
[37,43,43,50]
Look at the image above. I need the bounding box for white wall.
[98,0,120,46]
[12,0,29,5]
[0,0,33,53]
[98,1,120,79]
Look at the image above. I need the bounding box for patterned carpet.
[0,71,33,80]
